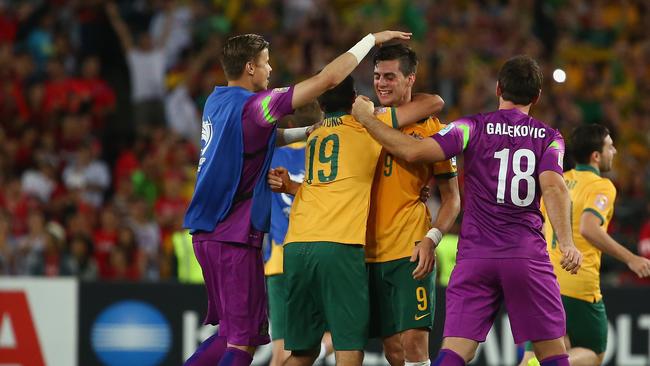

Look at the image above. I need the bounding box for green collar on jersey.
[575,164,600,176]
[324,111,347,119]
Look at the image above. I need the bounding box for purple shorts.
[443,258,565,344]
[193,239,270,346]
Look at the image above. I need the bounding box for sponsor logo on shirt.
[595,194,608,210]
[437,123,455,136]
[272,87,290,93]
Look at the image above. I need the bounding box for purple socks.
[432,349,465,366]
[183,334,227,366]
[540,354,570,366]
[218,347,254,366]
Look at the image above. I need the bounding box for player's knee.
[596,352,605,366]
[384,349,404,366]
[402,330,429,361]
[383,338,404,366]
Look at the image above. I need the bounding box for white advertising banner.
[0,277,78,366]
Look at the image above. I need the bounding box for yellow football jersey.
[284,110,394,245]
[544,165,616,302]
[264,240,284,276]
[366,117,457,263]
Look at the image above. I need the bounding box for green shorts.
[525,295,607,354]
[283,242,369,351]
[368,257,436,338]
[266,274,286,341]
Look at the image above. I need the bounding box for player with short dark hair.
[351,55,583,366]
[182,30,412,366]
[367,43,461,366]
[520,124,650,366]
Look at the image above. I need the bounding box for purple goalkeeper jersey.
[432,108,565,260]
[193,86,295,247]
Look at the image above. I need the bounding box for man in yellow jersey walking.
[268,75,444,366]
[365,44,461,366]
[520,124,650,366]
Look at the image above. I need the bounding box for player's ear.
[495,82,502,97]
[245,61,255,76]
[590,150,601,165]
[407,73,416,87]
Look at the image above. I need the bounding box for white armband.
[282,127,309,143]
[425,227,443,247]
[347,33,376,64]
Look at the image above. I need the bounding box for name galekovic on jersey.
[486,122,546,138]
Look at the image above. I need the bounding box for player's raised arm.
[292,31,411,109]
[352,96,445,164]
[540,170,582,274]
[392,93,444,127]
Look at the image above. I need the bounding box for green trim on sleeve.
[549,141,561,149]
[459,124,470,150]
[390,107,399,129]
[583,208,605,226]
[261,95,276,124]
[434,172,458,180]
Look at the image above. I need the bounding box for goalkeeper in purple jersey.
[351,55,583,366]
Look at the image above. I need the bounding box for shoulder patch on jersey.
[272,87,290,93]
[594,194,608,210]
[437,123,455,136]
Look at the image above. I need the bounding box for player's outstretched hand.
[558,242,582,274]
[372,31,412,45]
[268,167,290,193]
[411,238,436,280]
[627,255,650,278]
[351,96,375,125]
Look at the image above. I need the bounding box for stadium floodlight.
[553,68,566,83]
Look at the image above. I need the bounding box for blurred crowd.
[0,0,648,285]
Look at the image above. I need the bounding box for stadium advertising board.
[79,282,209,366]
[79,283,649,366]
[0,277,77,366]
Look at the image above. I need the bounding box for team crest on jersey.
[595,194,608,210]
[201,118,214,156]
[438,123,455,136]
[272,87,290,93]
[375,107,388,114]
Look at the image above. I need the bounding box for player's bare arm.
[540,170,582,274]
[292,31,411,109]
[268,167,300,195]
[352,96,446,163]
[412,176,460,280]
[392,93,444,127]
[580,212,650,278]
